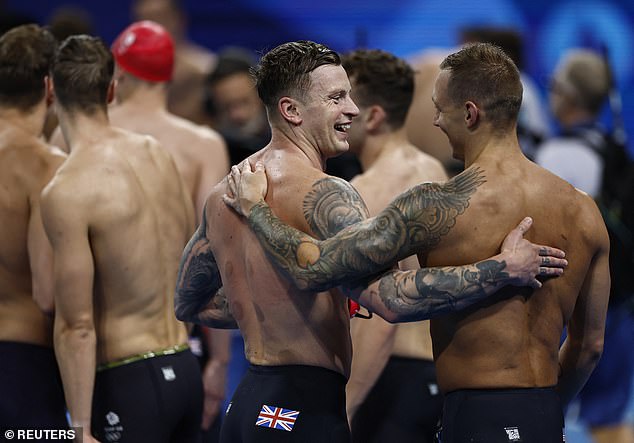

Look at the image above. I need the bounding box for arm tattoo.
[303,177,369,239]
[175,207,236,328]
[373,259,509,322]
[247,168,486,292]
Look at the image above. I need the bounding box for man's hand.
[223,160,267,217]
[500,217,568,288]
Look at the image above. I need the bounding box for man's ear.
[365,105,387,132]
[278,96,302,125]
[107,79,117,105]
[464,101,480,128]
[44,76,54,107]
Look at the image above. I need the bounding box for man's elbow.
[174,299,194,323]
[583,338,604,368]
[371,305,420,324]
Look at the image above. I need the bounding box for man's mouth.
[335,123,351,132]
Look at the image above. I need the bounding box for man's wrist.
[247,200,267,220]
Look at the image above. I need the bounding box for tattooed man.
[175,41,568,443]
[224,43,610,443]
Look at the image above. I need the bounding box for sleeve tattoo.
[175,207,236,328]
[364,259,510,322]
[248,167,487,293]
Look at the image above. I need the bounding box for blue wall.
[6,0,634,154]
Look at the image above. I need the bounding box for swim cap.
[111,20,174,82]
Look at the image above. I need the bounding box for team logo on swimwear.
[255,404,300,431]
[161,366,176,381]
[106,412,120,426]
[504,426,521,441]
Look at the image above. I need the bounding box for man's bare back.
[109,102,229,218]
[207,147,355,376]
[43,127,194,363]
[0,123,65,346]
[350,145,445,366]
[425,155,608,392]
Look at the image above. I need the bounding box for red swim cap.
[111,20,174,82]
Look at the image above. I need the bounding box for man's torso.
[424,154,603,391]
[0,125,61,346]
[209,147,355,376]
[50,128,193,363]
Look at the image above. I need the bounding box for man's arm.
[175,205,237,329]
[557,219,610,407]
[28,193,56,314]
[225,163,567,295]
[346,313,396,420]
[41,184,96,432]
[200,327,230,430]
[28,154,66,313]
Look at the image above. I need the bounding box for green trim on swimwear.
[97,343,189,371]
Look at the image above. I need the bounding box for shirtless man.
[341,49,447,443]
[0,24,67,429]
[226,43,609,443]
[109,20,231,435]
[42,35,202,443]
[174,40,566,443]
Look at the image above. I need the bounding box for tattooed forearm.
[175,211,236,328]
[196,288,238,329]
[247,168,486,292]
[360,259,510,323]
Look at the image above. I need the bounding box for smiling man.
[175,40,571,443]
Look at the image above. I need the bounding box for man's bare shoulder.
[0,130,66,188]
[167,113,226,147]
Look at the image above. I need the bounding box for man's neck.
[116,85,167,113]
[270,126,327,171]
[58,108,111,152]
[0,102,47,137]
[462,129,523,168]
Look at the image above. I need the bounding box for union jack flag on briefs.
[256,404,300,431]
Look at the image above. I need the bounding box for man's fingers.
[254,160,265,173]
[538,245,566,258]
[226,173,236,197]
[516,216,533,235]
[222,194,238,212]
[540,255,568,268]
[539,266,564,276]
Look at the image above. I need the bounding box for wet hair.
[0,24,57,111]
[557,49,609,115]
[341,49,413,129]
[252,40,340,111]
[51,34,113,115]
[440,42,523,130]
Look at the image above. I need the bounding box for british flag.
[255,404,300,431]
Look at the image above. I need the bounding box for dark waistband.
[388,355,434,364]
[97,343,190,372]
[0,340,54,353]
[445,385,558,398]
